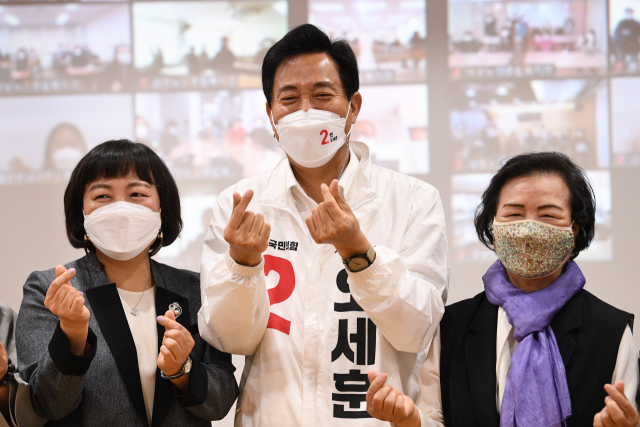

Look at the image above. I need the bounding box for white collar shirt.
[287,146,359,227]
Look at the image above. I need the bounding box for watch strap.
[161,356,192,380]
[365,243,376,264]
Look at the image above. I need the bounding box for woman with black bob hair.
[15,140,238,426]
[367,152,639,427]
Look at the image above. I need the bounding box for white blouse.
[117,287,158,425]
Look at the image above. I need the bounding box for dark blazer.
[440,290,633,427]
[16,253,238,427]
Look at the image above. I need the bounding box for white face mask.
[52,147,84,171]
[270,104,351,168]
[84,201,161,261]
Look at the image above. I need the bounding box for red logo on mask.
[320,130,329,145]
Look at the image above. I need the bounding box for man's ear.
[349,92,363,124]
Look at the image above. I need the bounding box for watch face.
[348,256,368,272]
[184,358,192,374]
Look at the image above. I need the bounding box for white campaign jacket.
[199,141,449,427]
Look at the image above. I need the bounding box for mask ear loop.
[270,109,282,147]
[337,102,353,181]
[84,234,104,269]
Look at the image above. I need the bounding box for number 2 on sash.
[264,255,295,335]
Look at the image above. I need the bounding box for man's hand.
[224,190,271,267]
[44,266,90,355]
[594,381,639,427]
[366,370,420,427]
[305,180,369,260]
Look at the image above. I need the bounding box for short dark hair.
[261,24,359,108]
[64,139,182,255]
[474,152,596,260]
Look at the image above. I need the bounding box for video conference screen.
[0,0,637,273]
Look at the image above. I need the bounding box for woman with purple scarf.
[366,152,639,427]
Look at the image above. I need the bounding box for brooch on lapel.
[169,302,182,319]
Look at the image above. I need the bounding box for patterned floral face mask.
[493,219,575,279]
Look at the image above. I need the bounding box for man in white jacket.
[198,24,448,427]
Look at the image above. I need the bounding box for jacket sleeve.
[15,271,97,421]
[171,340,239,421]
[611,325,639,416]
[198,191,270,355]
[349,185,449,353]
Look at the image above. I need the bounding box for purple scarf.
[483,260,585,427]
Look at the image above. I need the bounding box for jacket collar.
[257,140,379,220]
[83,253,192,427]
[464,295,500,427]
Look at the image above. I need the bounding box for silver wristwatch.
[161,356,192,380]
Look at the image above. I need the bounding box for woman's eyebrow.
[88,183,111,192]
[538,204,563,210]
[502,202,525,208]
[127,181,152,188]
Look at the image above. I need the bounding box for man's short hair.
[261,24,359,108]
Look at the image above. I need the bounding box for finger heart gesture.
[44,265,90,355]
[593,381,639,427]
[157,310,195,377]
[305,179,369,260]
[224,189,271,267]
[366,370,420,427]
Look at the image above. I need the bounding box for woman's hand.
[366,370,421,427]
[157,310,195,395]
[593,381,639,427]
[44,266,90,355]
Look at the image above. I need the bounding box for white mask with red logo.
[270,104,351,168]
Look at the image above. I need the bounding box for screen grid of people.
[1,0,632,267]
[1,0,640,425]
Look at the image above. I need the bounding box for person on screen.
[160,120,181,156]
[367,152,640,427]
[484,14,498,37]
[614,8,640,71]
[16,140,238,426]
[210,37,236,72]
[456,31,483,53]
[198,23,448,426]
[185,47,201,75]
[102,45,133,92]
[42,123,87,173]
